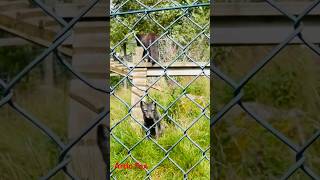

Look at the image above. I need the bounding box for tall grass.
[0,85,68,179]
[111,77,210,179]
[212,45,320,179]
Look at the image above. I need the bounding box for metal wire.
[0,0,108,179]
[4,0,316,179]
[211,0,320,179]
[110,0,210,179]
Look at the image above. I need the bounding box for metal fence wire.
[0,0,109,179]
[211,1,320,179]
[2,0,317,179]
[110,0,210,179]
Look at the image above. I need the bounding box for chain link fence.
[211,0,320,179]
[0,0,108,179]
[2,0,317,179]
[110,0,210,179]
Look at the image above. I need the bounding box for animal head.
[97,124,109,169]
[140,101,158,120]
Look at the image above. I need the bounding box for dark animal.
[136,33,159,65]
[97,124,109,174]
[140,101,163,138]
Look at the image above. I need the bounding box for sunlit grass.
[0,86,67,179]
[110,77,210,179]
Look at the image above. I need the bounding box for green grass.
[110,77,210,179]
[0,44,69,179]
[212,45,320,179]
[0,84,68,179]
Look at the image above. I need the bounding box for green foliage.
[111,77,209,179]
[110,76,124,88]
[110,2,210,179]
[213,46,320,179]
[0,87,67,179]
[0,46,39,79]
[242,47,318,110]
[111,0,209,57]
[214,46,320,110]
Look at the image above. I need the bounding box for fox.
[140,101,163,139]
[136,33,159,65]
[97,124,109,175]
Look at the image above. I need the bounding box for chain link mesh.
[211,1,320,179]
[0,0,108,179]
[1,0,316,179]
[110,0,210,179]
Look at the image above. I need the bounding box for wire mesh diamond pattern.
[0,0,109,179]
[211,1,320,179]
[110,0,210,179]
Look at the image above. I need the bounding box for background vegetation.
[1,0,319,179]
[111,77,210,179]
[0,31,69,179]
[212,45,320,179]
[0,85,68,179]
[111,0,209,62]
[110,0,210,179]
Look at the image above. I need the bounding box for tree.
[111,0,209,60]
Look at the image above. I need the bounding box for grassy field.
[0,44,69,179]
[0,84,68,179]
[2,41,319,179]
[110,76,210,179]
[212,45,320,179]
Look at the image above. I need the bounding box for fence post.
[67,21,107,179]
[131,47,146,127]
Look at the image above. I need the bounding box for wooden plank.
[72,33,106,48]
[72,53,108,76]
[0,37,30,46]
[110,66,128,76]
[15,8,46,19]
[0,1,29,11]
[212,2,320,45]
[212,2,320,16]
[69,79,106,113]
[67,98,107,179]
[0,12,72,55]
[54,3,106,19]
[73,21,106,33]
[213,18,320,45]
[73,47,105,54]
[68,21,107,179]
[0,24,72,55]
[146,68,210,76]
[127,61,209,68]
[24,17,58,27]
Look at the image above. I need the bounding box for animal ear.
[152,101,157,108]
[140,101,146,107]
[97,124,107,141]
